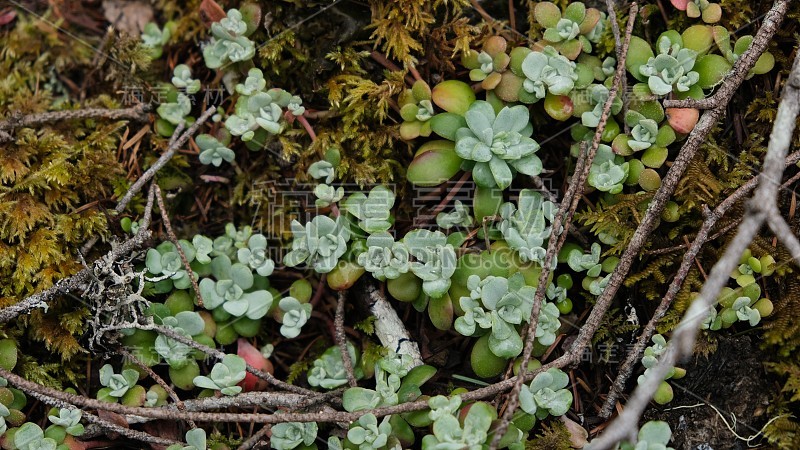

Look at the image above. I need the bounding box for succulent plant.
[581,84,622,128]
[14,423,58,450]
[638,35,700,96]
[671,0,721,24]
[347,414,393,450]
[157,92,192,126]
[48,408,83,436]
[404,229,457,298]
[520,46,579,102]
[625,111,659,152]
[308,343,362,389]
[399,80,435,140]
[171,64,201,95]
[278,296,312,339]
[421,399,495,450]
[283,215,351,273]
[534,2,603,59]
[497,190,556,265]
[236,68,267,96]
[154,311,206,368]
[713,28,775,79]
[202,9,256,69]
[308,160,336,184]
[454,273,539,358]
[166,429,207,450]
[270,422,318,450]
[588,145,629,194]
[436,200,474,230]
[192,354,247,396]
[566,243,603,276]
[454,101,541,189]
[198,254,273,319]
[98,365,139,399]
[462,36,511,90]
[196,133,235,167]
[343,186,395,234]
[519,368,573,419]
[237,233,275,276]
[146,241,197,291]
[343,354,434,413]
[406,140,464,187]
[141,21,173,59]
[358,232,411,281]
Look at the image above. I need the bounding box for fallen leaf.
[200,0,226,26]
[103,0,154,37]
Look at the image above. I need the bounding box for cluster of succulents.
[120,0,784,448]
[700,248,777,331]
[225,69,305,147]
[636,335,687,405]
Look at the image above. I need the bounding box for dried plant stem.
[154,184,205,308]
[0,104,150,143]
[335,291,358,387]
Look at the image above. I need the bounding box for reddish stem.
[296,115,317,141]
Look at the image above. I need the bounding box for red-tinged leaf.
[670,0,689,10]
[237,338,273,392]
[200,0,226,25]
[0,9,16,26]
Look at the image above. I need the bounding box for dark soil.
[643,335,774,450]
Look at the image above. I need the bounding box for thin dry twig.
[154,184,205,308]
[237,424,271,450]
[0,104,150,143]
[335,291,358,387]
[118,347,196,429]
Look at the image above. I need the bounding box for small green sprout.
[98,364,139,399]
[270,422,318,450]
[347,414,393,450]
[519,367,573,419]
[192,354,247,396]
[278,297,312,339]
[308,160,336,184]
[196,133,235,167]
[48,408,84,436]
